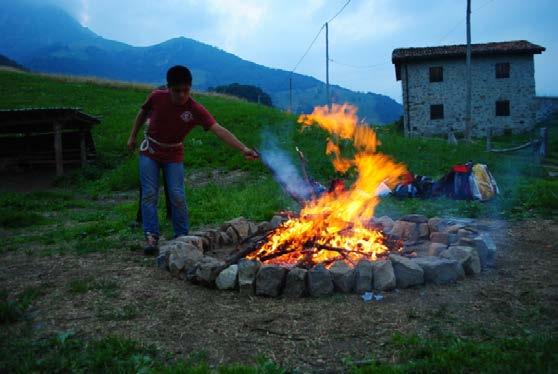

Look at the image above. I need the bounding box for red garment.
[452,164,471,173]
[140,89,216,163]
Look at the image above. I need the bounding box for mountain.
[0,54,27,71]
[0,1,402,124]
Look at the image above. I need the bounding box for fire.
[248,104,407,268]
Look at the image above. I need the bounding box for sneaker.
[143,234,159,256]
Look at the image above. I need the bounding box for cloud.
[203,0,268,51]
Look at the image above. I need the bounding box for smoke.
[259,130,313,203]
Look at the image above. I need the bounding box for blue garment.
[139,154,189,238]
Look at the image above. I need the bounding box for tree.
[210,83,273,107]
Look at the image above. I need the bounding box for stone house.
[392,40,545,137]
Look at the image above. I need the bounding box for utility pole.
[289,76,292,113]
[325,22,331,109]
[465,0,472,141]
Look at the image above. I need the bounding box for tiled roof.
[392,40,545,63]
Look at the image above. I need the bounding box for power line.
[290,24,325,73]
[438,0,496,43]
[327,0,351,24]
[290,0,351,74]
[328,58,390,70]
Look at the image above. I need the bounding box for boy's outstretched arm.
[210,123,259,160]
[127,109,149,152]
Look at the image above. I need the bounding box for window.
[496,100,510,116]
[495,62,510,79]
[430,104,444,120]
[429,66,443,82]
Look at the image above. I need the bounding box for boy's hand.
[242,147,259,160]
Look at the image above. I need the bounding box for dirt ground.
[1,219,557,372]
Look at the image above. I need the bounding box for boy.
[127,65,258,255]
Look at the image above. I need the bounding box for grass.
[1,69,557,224]
[352,332,558,373]
[0,328,285,373]
[0,325,554,373]
[0,285,48,324]
[68,277,120,297]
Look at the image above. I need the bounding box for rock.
[430,232,450,245]
[238,259,261,295]
[457,228,475,239]
[228,218,252,239]
[255,265,287,297]
[248,222,258,236]
[389,254,424,288]
[428,242,448,257]
[193,256,226,286]
[428,217,442,232]
[215,265,238,290]
[158,240,190,256]
[203,229,222,247]
[403,241,430,256]
[329,261,355,293]
[269,215,285,229]
[447,224,465,234]
[418,223,429,239]
[372,260,396,291]
[412,257,461,285]
[441,246,481,275]
[400,214,428,223]
[218,231,233,246]
[168,244,204,276]
[458,236,475,247]
[174,235,204,251]
[354,260,374,293]
[473,234,496,269]
[375,215,395,234]
[257,221,271,233]
[156,252,170,271]
[390,220,419,242]
[449,233,458,244]
[284,267,307,297]
[308,264,334,297]
[226,226,240,244]
[189,232,212,251]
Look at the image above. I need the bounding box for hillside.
[1,69,556,221]
[0,54,27,71]
[0,1,402,124]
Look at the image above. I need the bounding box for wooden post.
[325,22,331,109]
[464,0,472,141]
[53,121,63,176]
[539,127,548,161]
[289,76,292,113]
[80,130,87,167]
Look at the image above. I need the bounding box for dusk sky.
[39,0,557,101]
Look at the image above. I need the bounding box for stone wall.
[535,96,558,123]
[400,54,537,137]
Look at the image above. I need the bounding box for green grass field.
[1,69,557,372]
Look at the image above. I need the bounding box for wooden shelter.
[0,108,100,176]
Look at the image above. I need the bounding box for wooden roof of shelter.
[0,108,100,134]
[392,40,545,80]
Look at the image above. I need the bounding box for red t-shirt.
[140,89,216,163]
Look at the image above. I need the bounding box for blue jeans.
[139,154,189,238]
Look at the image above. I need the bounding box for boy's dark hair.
[166,65,192,86]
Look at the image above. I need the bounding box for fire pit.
[155,104,497,297]
[156,214,496,298]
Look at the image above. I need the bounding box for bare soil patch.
[1,219,557,372]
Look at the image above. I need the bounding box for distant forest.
[210,83,273,107]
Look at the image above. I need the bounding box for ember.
[247,104,408,268]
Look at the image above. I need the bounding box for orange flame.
[248,104,407,267]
